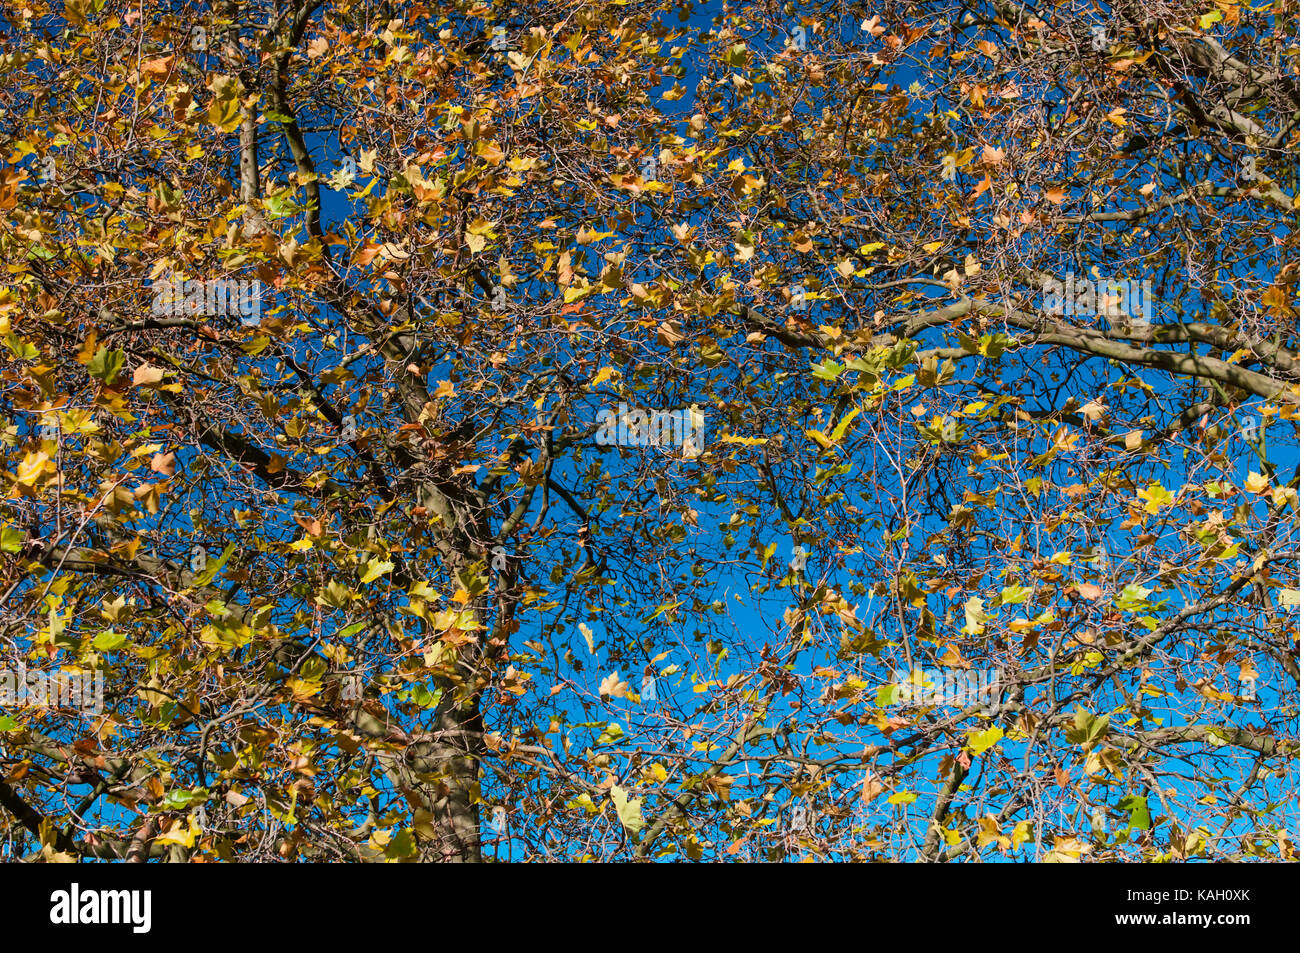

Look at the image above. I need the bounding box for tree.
[1,0,1298,863]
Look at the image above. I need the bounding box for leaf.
[1011,820,1033,849]
[968,726,1003,754]
[805,428,834,450]
[161,787,209,810]
[206,74,244,132]
[961,596,990,635]
[656,320,684,346]
[596,722,624,745]
[93,630,126,650]
[133,363,165,387]
[192,543,237,587]
[830,406,861,443]
[1068,707,1110,746]
[0,526,22,553]
[155,816,201,848]
[1076,583,1104,601]
[599,672,629,698]
[1118,794,1151,831]
[14,451,52,489]
[86,347,125,384]
[359,559,394,584]
[141,55,176,79]
[610,785,646,833]
[1136,481,1173,514]
[999,584,1034,605]
[1114,583,1154,613]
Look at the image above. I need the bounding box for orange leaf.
[141,55,176,79]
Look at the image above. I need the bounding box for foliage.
[1,0,1299,862]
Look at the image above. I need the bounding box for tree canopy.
[2,0,1300,862]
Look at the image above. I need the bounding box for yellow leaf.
[206,74,244,133]
[155,816,202,848]
[14,451,52,488]
[805,428,833,450]
[968,726,1003,754]
[610,785,646,833]
[359,559,394,584]
[961,596,989,635]
[1136,481,1174,514]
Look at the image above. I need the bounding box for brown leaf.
[656,320,684,347]
[141,55,176,79]
[295,515,324,536]
[133,363,165,387]
[937,644,968,668]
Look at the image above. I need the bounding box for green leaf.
[1118,794,1151,831]
[383,827,417,859]
[1114,583,1154,613]
[830,406,861,442]
[338,621,367,639]
[999,584,1034,605]
[811,360,844,381]
[160,787,210,810]
[0,526,22,553]
[4,333,39,361]
[317,578,353,608]
[192,542,237,587]
[1067,707,1110,746]
[92,630,126,650]
[86,347,125,384]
